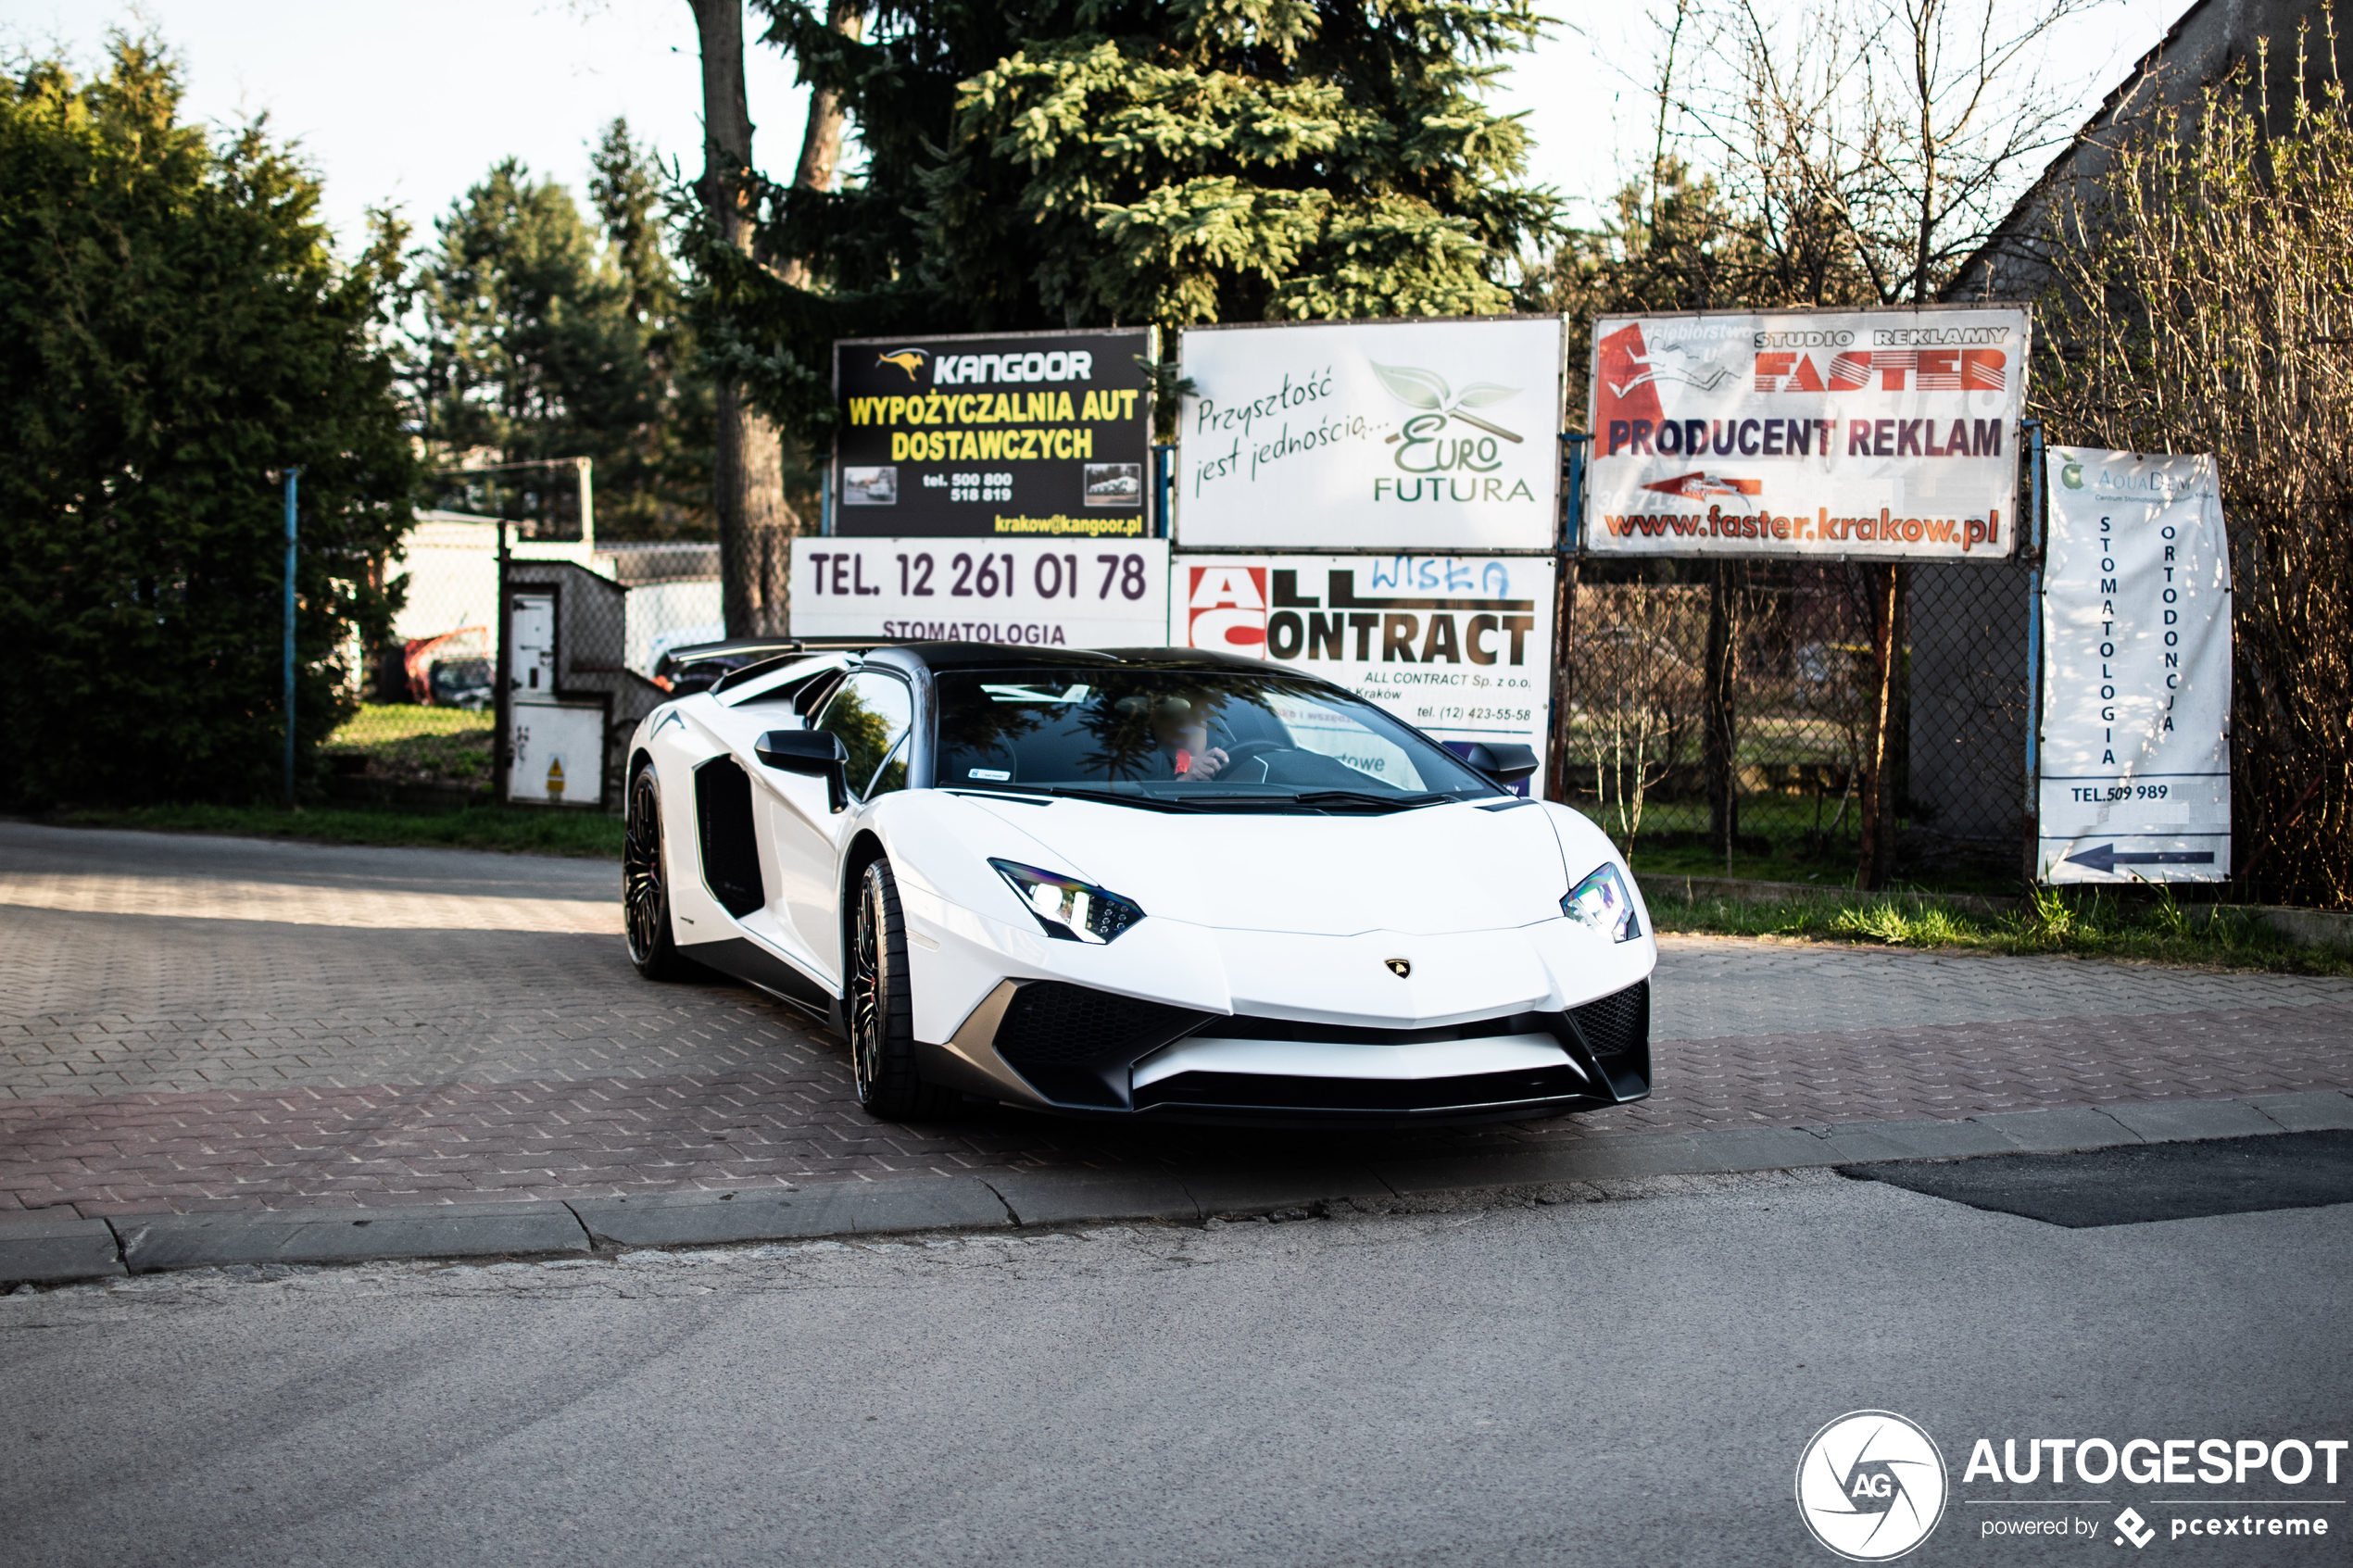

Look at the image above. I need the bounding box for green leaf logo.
[1370,362,1523,443]
[1370,362,1452,409]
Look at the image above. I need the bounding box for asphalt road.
[5,1171,2346,1568]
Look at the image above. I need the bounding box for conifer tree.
[693,0,1561,440]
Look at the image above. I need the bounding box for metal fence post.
[1560,432,1587,551]
[282,467,300,810]
[493,518,511,807]
[1154,443,1176,539]
[2020,418,2047,888]
[1548,433,1589,804]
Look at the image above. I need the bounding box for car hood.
[961,796,1574,936]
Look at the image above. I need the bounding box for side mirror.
[757,730,849,812]
[1462,742,1539,785]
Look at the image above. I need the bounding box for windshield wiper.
[1288,790,1458,812]
[971,784,1209,813]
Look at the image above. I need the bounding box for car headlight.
[989,859,1145,945]
[1563,862,1641,943]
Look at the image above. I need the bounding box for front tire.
[623,761,701,982]
[849,857,953,1121]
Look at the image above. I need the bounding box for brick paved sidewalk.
[5,998,2350,1218]
[5,821,2350,1220]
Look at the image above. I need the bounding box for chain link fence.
[329,506,726,810]
[1557,554,2032,891]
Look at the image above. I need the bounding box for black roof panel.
[870,642,1280,674]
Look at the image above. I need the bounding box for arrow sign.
[2063,843,2218,875]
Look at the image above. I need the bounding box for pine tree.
[411,135,714,538]
[695,0,1562,440]
[590,119,717,539]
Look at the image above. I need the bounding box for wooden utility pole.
[689,0,791,636]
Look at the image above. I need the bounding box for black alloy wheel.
[848,857,953,1121]
[623,762,697,981]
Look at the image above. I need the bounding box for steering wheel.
[1204,737,1288,780]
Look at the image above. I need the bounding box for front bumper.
[922,974,1653,1126]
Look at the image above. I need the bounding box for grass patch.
[1565,797,2023,900]
[325,704,494,784]
[53,801,623,859]
[1645,884,2353,975]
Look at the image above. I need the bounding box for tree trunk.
[1704,562,1739,859]
[1856,562,1908,889]
[690,0,792,637]
[779,0,864,290]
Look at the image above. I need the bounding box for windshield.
[932,668,1498,810]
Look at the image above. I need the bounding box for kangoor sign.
[788,536,1169,648]
[1176,317,1566,551]
[2037,448,2231,884]
[1586,307,2027,558]
[833,329,1154,538]
[1169,553,1554,794]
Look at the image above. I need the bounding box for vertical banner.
[1176,317,1565,551]
[1169,553,1554,795]
[1585,307,2027,558]
[2037,449,2231,883]
[832,329,1153,538]
[790,536,1169,648]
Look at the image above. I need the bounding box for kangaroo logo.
[875,348,929,382]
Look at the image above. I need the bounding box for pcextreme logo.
[1796,1411,1949,1562]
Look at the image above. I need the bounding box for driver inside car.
[1117,694,1229,781]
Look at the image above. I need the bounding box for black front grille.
[1134,1065,1596,1115]
[1202,1011,1556,1047]
[1567,978,1651,1102]
[1570,979,1649,1060]
[993,983,1209,1067]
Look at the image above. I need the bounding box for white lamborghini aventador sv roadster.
[622,643,1655,1125]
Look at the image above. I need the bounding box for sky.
[3,0,2188,257]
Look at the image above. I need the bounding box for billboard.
[833,329,1154,538]
[789,536,1169,648]
[1169,553,1554,795]
[1585,307,2028,558]
[1176,317,1566,551]
[2036,449,2231,884]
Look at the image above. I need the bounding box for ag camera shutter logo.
[1796,1411,1949,1561]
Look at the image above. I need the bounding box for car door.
[761,668,916,985]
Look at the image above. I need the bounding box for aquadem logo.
[1797,1411,1950,1562]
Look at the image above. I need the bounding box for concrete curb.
[0,1214,126,1284]
[568,1178,1013,1248]
[112,1201,593,1273]
[6,1089,2347,1285]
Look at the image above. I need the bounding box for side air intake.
[694,758,764,918]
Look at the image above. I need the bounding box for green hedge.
[0,36,415,807]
